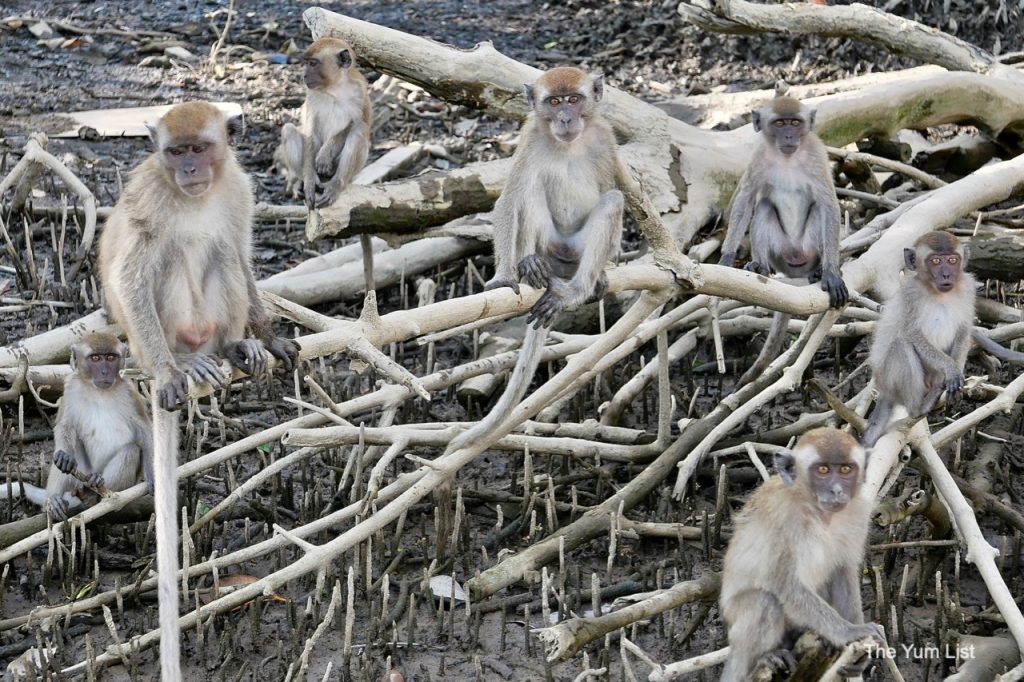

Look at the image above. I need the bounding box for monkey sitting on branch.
[448,67,623,452]
[0,334,153,520]
[275,36,375,292]
[720,428,884,681]
[719,96,849,385]
[100,101,299,411]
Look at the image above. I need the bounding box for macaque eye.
[817,465,829,475]
[790,119,802,127]
[191,144,207,154]
[167,147,185,157]
[930,257,942,265]
[948,256,959,264]
[567,95,581,104]
[548,97,561,106]
[89,354,101,362]
[839,464,852,475]
[105,354,117,362]
[774,120,785,127]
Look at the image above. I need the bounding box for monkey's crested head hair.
[914,230,961,254]
[769,96,803,116]
[794,427,861,460]
[77,332,124,355]
[304,36,355,61]
[536,67,592,96]
[158,102,229,140]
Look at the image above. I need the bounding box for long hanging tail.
[448,324,549,453]
[973,330,1024,364]
[738,312,792,386]
[0,481,51,507]
[151,391,182,681]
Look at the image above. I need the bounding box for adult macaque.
[99,101,299,411]
[275,37,375,290]
[721,428,883,680]
[99,101,298,680]
[449,67,622,452]
[719,96,848,384]
[45,334,153,519]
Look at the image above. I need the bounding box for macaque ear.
[69,344,82,371]
[146,123,160,148]
[336,48,353,69]
[961,245,970,267]
[591,74,604,102]
[751,110,762,133]
[903,247,916,270]
[225,115,242,140]
[523,83,536,110]
[806,108,817,130]
[774,450,797,486]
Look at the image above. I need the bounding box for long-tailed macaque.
[46,334,153,519]
[449,67,622,452]
[275,37,375,290]
[721,428,883,680]
[863,231,972,446]
[719,96,849,384]
[98,101,298,680]
[99,101,299,411]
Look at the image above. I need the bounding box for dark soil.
[1,1,1023,681]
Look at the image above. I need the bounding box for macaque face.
[767,114,808,156]
[82,349,123,390]
[807,455,861,513]
[922,250,963,293]
[540,91,589,143]
[302,46,351,90]
[163,138,219,196]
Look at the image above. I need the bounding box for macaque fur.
[99,101,298,411]
[276,37,374,290]
[719,96,849,385]
[99,101,298,680]
[450,67,622,452]
[721,428,883,680]
[45,333,153,519]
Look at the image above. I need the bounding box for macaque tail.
[0,481,51,508]
[448,325,549,453]
[152,394,182,680]
[973,330,1024,364]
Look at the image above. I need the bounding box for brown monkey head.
[149,102,237,198]
[905,231,967,295]
[774,427,866,515]
[302,37,355,90]
[70,332,126,390]
[752,96,815,157]
[525,67,603,145]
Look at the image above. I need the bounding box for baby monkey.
[721,428,883,680]
[46,333,153,519]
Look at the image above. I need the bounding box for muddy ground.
[0,1,1023,681]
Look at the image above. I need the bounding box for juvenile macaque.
[721,428,883,680]
[450,67,622,452]
[719,96,848,384]
[99,101,299,411]
[275,36,374,290]
[863,231,973,445]
[43,334,154,519]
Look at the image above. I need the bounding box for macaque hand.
[86,473,105,490]
[314,183,341,209]
[517,254,552,290]
[53,449,77,475]
[226,339,271,377]
[821,271,849,309]
[157,365,190,411]
[944,370,965,395]
[314,148,338,178]
[484,276,520,295]
[303,179,317,211]
[264,336,300,372]
[177,353,230,389]
[46,495,71,521]
[744,260,770,276]
[718,253,736,268]
[527,290,564,329]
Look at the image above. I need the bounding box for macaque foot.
[585,273,609,304]
[821,271,849,308]
[46,495,71,521]
[527,290,564,329]
[226,339,271,376]
[314,184,341,209]
[717,253,736,268]
[315,153,338,178]
[750,649,796,678]
[484,276,520,295]
[264,336,300,372]
[517,255,552,290]
[53,449,77,475]
[157,366,190,411]
[176,352,229,389]
[744,260,770,276]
